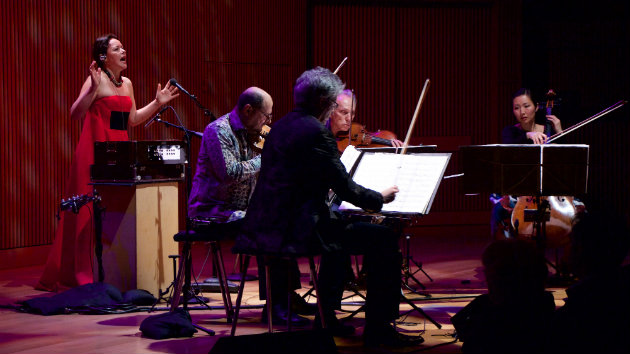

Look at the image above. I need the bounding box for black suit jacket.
[235,109,383,256]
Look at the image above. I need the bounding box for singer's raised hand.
[155,81,179,105]
[88,61,101,90]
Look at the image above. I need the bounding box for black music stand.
[461,144,589,249]
[339,148,451,329]
[358,146,439,293]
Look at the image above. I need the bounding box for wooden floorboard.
[0,232,572,354]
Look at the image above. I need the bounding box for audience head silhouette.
[482,238,548,306]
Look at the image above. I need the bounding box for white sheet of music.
[339,145,361,172]
[339,152,450,214]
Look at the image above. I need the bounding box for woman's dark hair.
[92,33,119,69]
[512,88,534,102]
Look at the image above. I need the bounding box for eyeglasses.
[329,100,339,110]
[258,109,273,120]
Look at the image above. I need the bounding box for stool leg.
[170,241,191,312]
[216,243,234,314]
[287,265,292,332]
[265,260,274,333]
[211,242,233,322]
[182,242,193,312]
[230,255,250,336]
[309,257,326,329]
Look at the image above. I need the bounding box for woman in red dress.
[37,34,179,291]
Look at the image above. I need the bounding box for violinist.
[328,89,357,137]
[328,90,404,151]
[188,87,313,326]
[188,86,271,223]
[326,90,405,294]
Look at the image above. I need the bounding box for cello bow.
[546,100,627,144]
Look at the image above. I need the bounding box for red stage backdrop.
[8,1,627,268]
[0,0,308,267]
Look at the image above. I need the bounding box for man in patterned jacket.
[188,87,311,326]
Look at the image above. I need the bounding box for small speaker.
[209,330,337,354]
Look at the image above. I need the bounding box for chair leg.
[265,259,274,333]
[211,241,233,322]
[309,257,326,329]
[287,265,293,332]
[170,241,191,312]
[230,255,251,336]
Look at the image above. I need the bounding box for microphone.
[169,78,194,98]
[145,105,170,128]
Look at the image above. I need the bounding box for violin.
[336,122,398,153]
[249,124,271,153]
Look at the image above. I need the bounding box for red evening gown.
[37,96,132,292]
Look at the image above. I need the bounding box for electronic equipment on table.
[90,140,186,182]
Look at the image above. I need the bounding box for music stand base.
[399,291,442,329]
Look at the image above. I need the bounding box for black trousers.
[318,221,402,327]
[257,256,301,306]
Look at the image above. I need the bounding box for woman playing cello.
[501,88,562,145]
[491,88,584,244]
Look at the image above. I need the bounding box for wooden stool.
[170,225,235,323]
[230,254,326,335]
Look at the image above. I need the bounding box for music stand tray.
[357,145,437,154]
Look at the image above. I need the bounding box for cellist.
[490,88,584,240]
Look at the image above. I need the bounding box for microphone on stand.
[169,78,194,99]
[169,78,215,119]
[145,105,170,128]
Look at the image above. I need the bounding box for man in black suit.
[236,67,423,348]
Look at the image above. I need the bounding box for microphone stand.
[188,97,215,121]
[152,108,215,335]
[154,117,203,139]
[173,81,216,120]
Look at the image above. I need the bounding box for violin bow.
[546,100,627,144]
[333,57,348,75]
[390,79,431,188]
[326,57,348,208]
[401,78,431,155]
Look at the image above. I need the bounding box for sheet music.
[339,145,361,172]
[339,152,450,214]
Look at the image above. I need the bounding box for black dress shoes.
[363,324,424,348]
[313,315,356,337]
[261,304,310,327]
[291,292,318,316]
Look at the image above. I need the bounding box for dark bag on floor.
[20,282,123,315]
[139,309,198,339]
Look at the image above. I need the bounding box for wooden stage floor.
[0,231,572,354]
